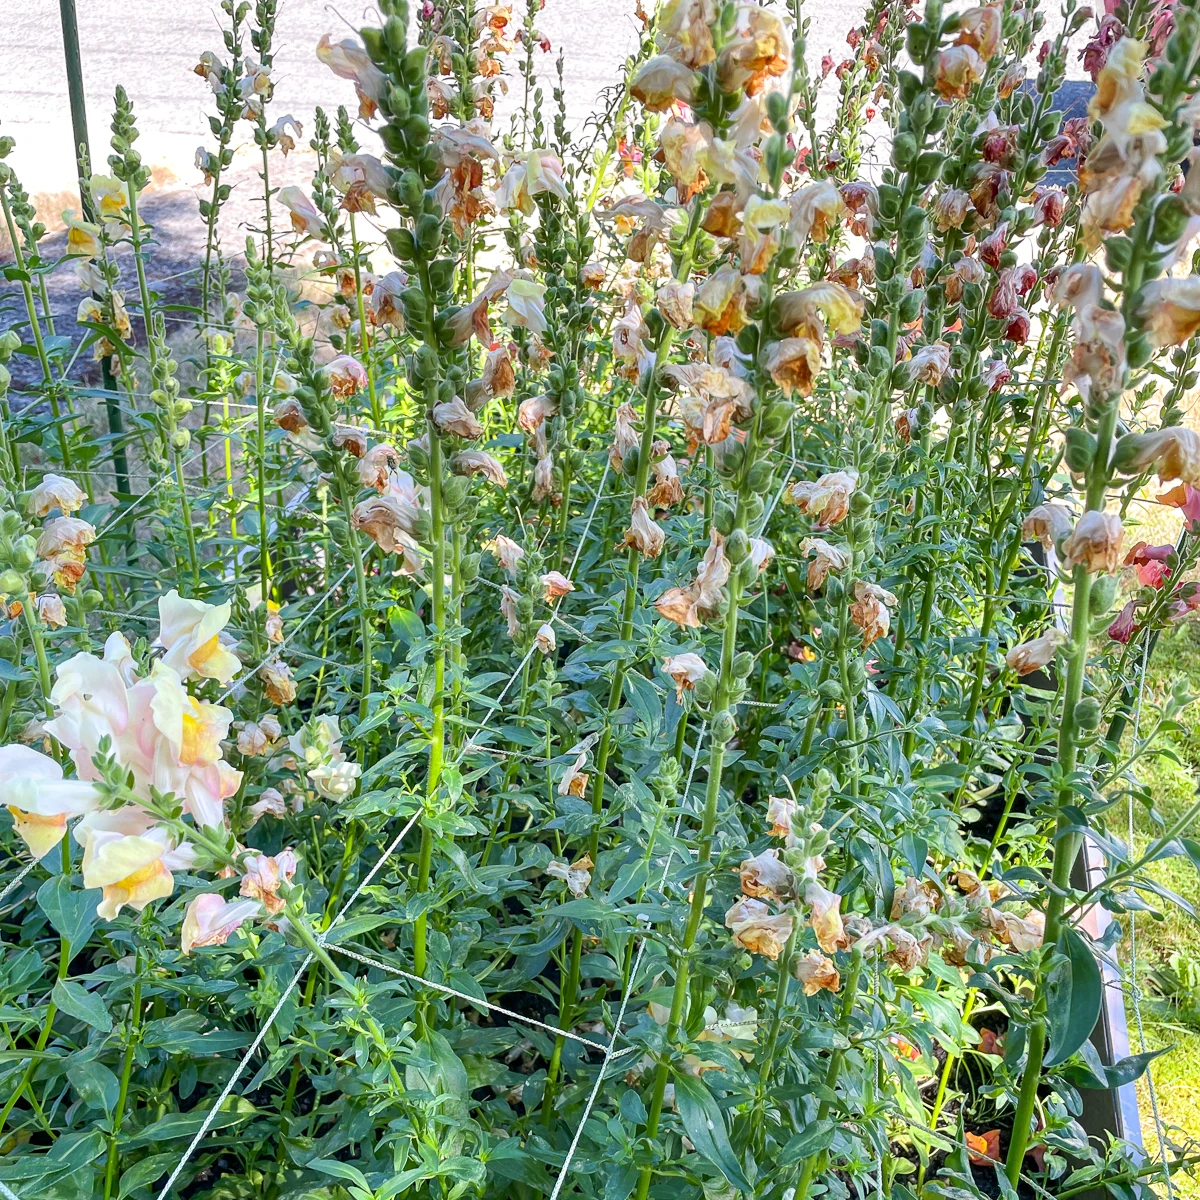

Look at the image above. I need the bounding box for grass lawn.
[1122,621,1200,1198]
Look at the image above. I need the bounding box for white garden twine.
[156,458,617,1195]
[1127,636,1174,1200]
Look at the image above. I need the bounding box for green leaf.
[1044,927,1102,1067]
[0,658,30,682]
[309,1159,372,1189]
[118,1153,176,1197]
[624,671,662,738]
[672,1072,753,1192]
[38,875,98,958]
[52,979,112,1032]
[72,1059,120,1111]
[1104,1047,1168,1088]
[780,1119,836,1165]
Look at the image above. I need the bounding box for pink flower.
[1108,600,1138,643]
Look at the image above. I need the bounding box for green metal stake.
[58,0,131,503]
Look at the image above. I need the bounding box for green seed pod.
[411,509,433,543]
[360,25,386,63]
[0,569,25,593]
[406,114,431,148]
[1063,426,1096,473]
[900,204,927,243]
[621,444,640,477]
[694,671,717,703]
[746,461,774,494]
[712,708,737,744]
[713,503,736,537]
[914,151,944,185]
[765,89,789,132]
[876,186,901,223]
[817,678,843,701]
[733,651,754,679]
[892,131,919,171]
[460,552,481,583]
[402,46,428,85]
[873,244,896,281]
[1073,697,1102,731]
[441,475,470,510]
[846,659,867,692]
[898,288,924,325]
[384,14,407,52]
[386,227,417,262]
[726,529,750,564]
[416,213,442,256]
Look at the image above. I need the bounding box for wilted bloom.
[181,894,261,954]
[1120,427,1200,484]
[237,714,282,757]
[612,298,651,381]
[540,572,574,602]
[316,33,386,119]
[775,281,864,339]
[1061,510,1123,573]
[432,396,485,439]
[850,581,897,648]
[657,281,695,330]
[557,747,590,797]
[35,593,68,628]
[789,470,857,529]
[799,537,851,589]
[505,277,548,333]
[495,150,569,214]
[805,878,847,953]
[725,897,794,960]
[956,4,1003,59]
[788,180,847,245]
[1109,599,1140,643]
[452,450,508,488]
[1,744,99,859]
[259,660,297,705]
[749,538,774,576]
[657,0,718,67]
[608,402,640,472]
[1022,503,1073,549]
[1006,629,1067,675]
[907,342,952,386]
[693,268,753,336]
[277,187,324,238]
[935,45,985,99]
[741,849,795,902]
[325,355,367,399]
[618,497,665,558]
[630,53,696,109]
[986,906,1045,951]
[356,444,400,493]
[518,393,556,436]
[239,849,298,916]
[793,950,840,995]
[763,336,823,397]
[982,359,1013,391]
[35,517,95,591]
[934,188,971,231]
[535,623,556,654]
[716,5,789,93]
[546,854,593,897]
[28,473,86,518]
[662,652,708,701]
[655,528,730,627]
[1032,187,1066,228]
[484,534,525,575]
[1139,277,1200,346]
[766,794,796,839]
[158,590,240,684]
